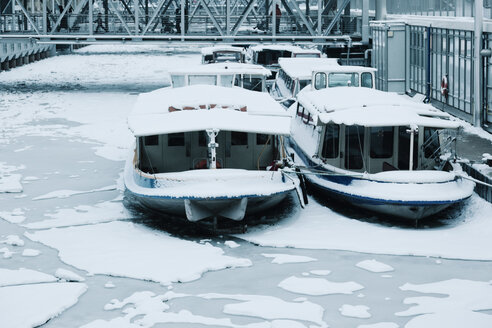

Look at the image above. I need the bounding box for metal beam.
[142,0,167,35]
[197,0,225,36]
[280,0,302,32]
[89,0,93,35]
[285,0,315,36]
[50,0,74,34]
[14,0,41,34]
[323,0,350,36]
[109,0,133,35]
[231,0,255,35]
[43,0,47,33]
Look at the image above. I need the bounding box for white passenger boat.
[288,87,475,220]
[124,85,302,223]
[201,46,245,64]
[270,57,339,105]
[169,62,271,92]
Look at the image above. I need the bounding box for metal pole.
[317,0,321,35]
[409,128,415,171]
[89,0,93,35]
[272,0,276,36]
[180,0,184,37]
[43,0,47,33]
[134,0,139,34]
[474,0,483,126]
[226,0,230,35]
[375,0,386,20]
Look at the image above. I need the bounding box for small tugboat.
[201,46,245,64]
[169,62,271,92]
[124,85,302,224]
[288,87,475,221]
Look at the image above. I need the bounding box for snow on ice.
[55,268,85,282]
[0,268,56,287]
[0,208,26,224]
[22,249,41,257]
[309,270,331,276]
[1,234,25,246]
[224,240,241,248]
[356,260,394,273]
[26,221,252,285]
[278,276,364,296]
[261,253,317,264]
[357,323,399,328]
[339,304,371,319]
[32,185,117,201]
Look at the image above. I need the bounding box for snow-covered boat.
[124,85,302,223]
[288,87,475,220]
[169,62,271,92]
[201,46,246,64]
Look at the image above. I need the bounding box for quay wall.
[0,39,55,72]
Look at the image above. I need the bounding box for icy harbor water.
[1,45,492,328]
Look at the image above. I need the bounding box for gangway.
[0,0,372,45]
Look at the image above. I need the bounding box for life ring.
[441,75,449,99]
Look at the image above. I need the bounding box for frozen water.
[262,253,317,264]
[356,260,394,273]
[55,268,85,282]
[278,276,364,295]
[0,208,26,223]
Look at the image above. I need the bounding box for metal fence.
[387,0,476,17]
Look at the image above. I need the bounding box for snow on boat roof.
[201,46,245,55]
[169,62,271,76]
[298,87,459,128]
[313,65,377,74]
[278,58,339,79]
[249,44,321,54]
[129,85,290,136]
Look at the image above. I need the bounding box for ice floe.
[224,240,241,248]
[357,323,399,328]
[261,253,317,264]
[0,268,56,287]
[0,247,14,258]
[55,268,85,282]
[26,221,252,285]
[356,259,394,273]
[339,304,371,318]
[278,276,364,295]
[32,185,117,200]
[1,234,25,246]
[22,249,41,257]
[239,195,492,260]
[396,279,492,328]
[0,208,26,224]
[309,270,331,276]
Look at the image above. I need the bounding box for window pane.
[423,128,440,158]
[314,73,326,90]
[199,131,207,147]
[231,132,248,146]
[329,73,359,87]
[321,125,339,159]
[144,135,159,146]
[299,79,310,91]
[168,133,185,147]
[257,134,270,145]
[188,75,217,86]
[219,74,234,87]
[243,75,263,91]
[361,72,373,88]
[370,127,393,158]
[171,75,185,87]
[345,126,364,169]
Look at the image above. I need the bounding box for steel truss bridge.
[0,0,371,45]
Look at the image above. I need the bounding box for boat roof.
[169,62,271,76]
[249,44,321,54]
[201,45,245,55]
[278,58,339,79]
[129,85,290,136]
[297,87,460,129]
[313,65,377,74]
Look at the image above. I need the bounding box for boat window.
[398,126,418,170]
[296,104,303,117]
[345,126,365,170]
[321,124,339,159]
[423,128,440,158]
[144,135,159,146]
[199,131,208,147]
[219,74,234,87]
[188,75,217,86]
[370,127,394,158]
[171,75,185,88]
[215,52,242,63]
[257,134,270,145]
[234,76,241,87]
[168,133,185,147]
[299,79,310,91]
[361,72,373,88]
[231,132,248,146]
[314,73,327,90]
[243,75,263,91]
[293,53,320,58]
[328,73,359,87]
[203,54,214,63]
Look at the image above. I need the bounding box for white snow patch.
[0,282,87,328]
[396,279,492,328]
[1,235,25,246]
[26,221,252,285]
[55,268,85,282]
[357,323,399,328]
[23,199,131,229]
[22,249,41,257]
[356,259,394,273]
[0,268,56,287]
[309,270,331,276]
[0,208,26,223]
[339,304,371,319]
[0,247,14,258]
[278,276,364,296]
[224,240,241,248]
[239,195,492,260]
[0,174,23,193]
[104,282,116,288]
[23,176,39,181]
[262,253,317,264]
[32,185,117,200]
[14,145,33,152]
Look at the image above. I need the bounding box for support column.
[272,0,276,36]
[134,0,139,34]
[43,0,47,33]
[89,0,93,35]
[376,0,386,21]
[474,0,483,126]
[317,0,321,35]
[180,0,184,37]
[362,0,369,43]
[226,0,230,35]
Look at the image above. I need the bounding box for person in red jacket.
[275,4,281,34]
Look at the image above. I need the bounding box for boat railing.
[420,129,458,170]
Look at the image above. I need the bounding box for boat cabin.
[201,46,245,64]
[248,45,322,79]
[169,63,271,92]
[294,88,459,174]
[311,66,377,90]
[129,85,292,174]
[271,57,339,105]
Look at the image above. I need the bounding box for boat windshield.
[328,73,359,87]
[242,75,263,91]
[188,75,217,86]
[293,53,320,58]
[171,75,185,88]
[215,52,242,63]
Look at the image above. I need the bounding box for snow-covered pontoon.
[288,87,474,220]
[270,57,339,106]
[125,85,302,223]
[201,46,245,64]
[169,63,271,92]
